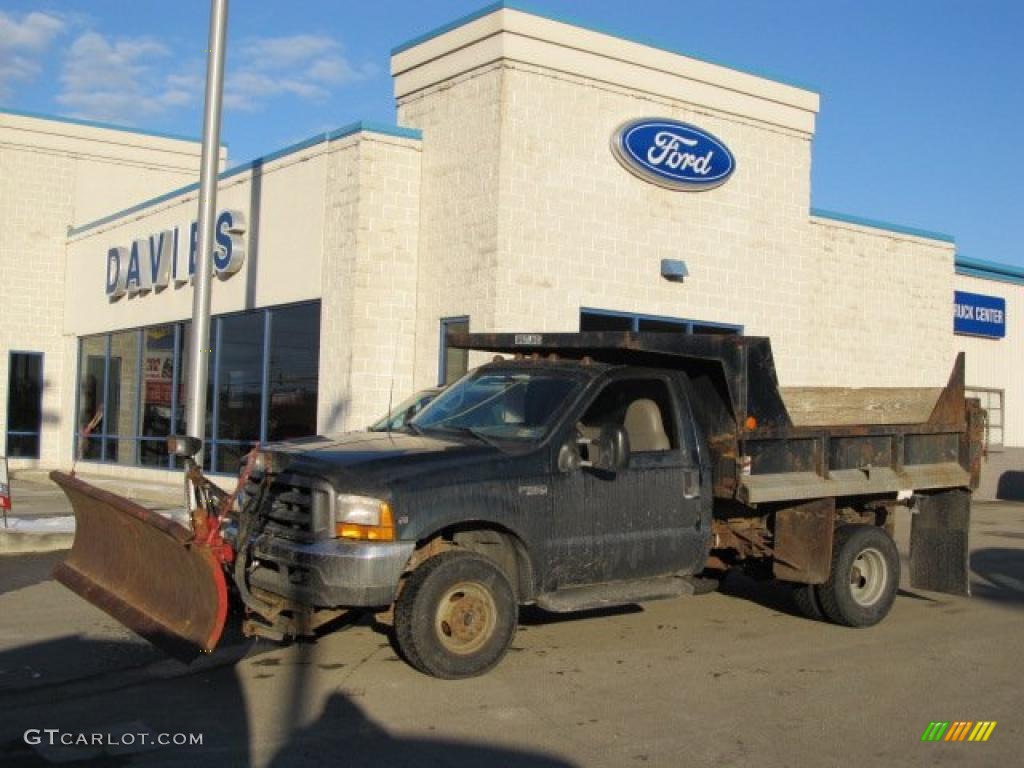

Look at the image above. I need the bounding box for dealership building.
[1,3,1021,497]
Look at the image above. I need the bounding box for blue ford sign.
[954,290,1006,338]
[611,118,735,191]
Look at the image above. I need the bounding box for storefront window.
[215,313,265,473]
[267,302,321,442]
[139,326,176,468]
[106,330,141,465]
[75,301,320,473]
[580,308,742,335]
[6,352,44,458]
[77,336,107,460]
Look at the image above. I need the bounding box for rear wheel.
[394,550,517,679]
[818,525,899,627]
[791,583,826,621]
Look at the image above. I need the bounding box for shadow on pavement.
[0,631,574,767]
[0,551,68,597]
[996,471,1024,501]
[970,547,1024,607]
[715,571,803,618]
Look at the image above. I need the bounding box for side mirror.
[573,425,630,473]
[557,442,582,473]
[592,424,630,473]
[167,434,202,459]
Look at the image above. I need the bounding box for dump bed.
[450,332,983,506]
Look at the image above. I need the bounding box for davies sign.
[104,210,246,301]
[611,118,735,191]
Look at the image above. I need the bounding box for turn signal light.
[336,503,395,541]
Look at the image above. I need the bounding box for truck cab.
[234,358,714,670]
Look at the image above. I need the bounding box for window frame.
[966,386,1004,452]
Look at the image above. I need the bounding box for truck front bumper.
[233,527,415,608]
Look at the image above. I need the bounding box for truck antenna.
[385,329,400,437]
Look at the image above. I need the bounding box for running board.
[535,575,703,613]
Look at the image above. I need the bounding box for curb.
[0,529,74,555]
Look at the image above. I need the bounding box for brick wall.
[0,115,201,468]
[319,133,422,432]
[397,59,957,392]
[0,147,75,466]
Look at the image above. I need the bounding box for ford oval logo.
[611,118,735,191]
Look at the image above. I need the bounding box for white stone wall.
[0,114,206,468]
[398,55,957,392]
[398,63,506,386]
[955,273,1023,447]
[319,133,422,432]
[804,217,955,387]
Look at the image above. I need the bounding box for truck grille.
[243,473,333,542]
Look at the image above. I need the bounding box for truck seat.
[624,399,670,451]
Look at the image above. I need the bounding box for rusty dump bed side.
[450,332,981,504]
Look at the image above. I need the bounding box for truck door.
[545,372,705,587]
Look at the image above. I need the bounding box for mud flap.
[910,488,971,596]
[50,471,228,661]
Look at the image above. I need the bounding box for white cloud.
[57,31,201,122]
[48,26,376,123]
[224,34,377,111]
[0,11,66,99]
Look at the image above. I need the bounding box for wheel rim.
[434,581,497,656]
[849,547,888,607]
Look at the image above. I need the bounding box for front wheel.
[818,525,900,627]
[394,550,517,679]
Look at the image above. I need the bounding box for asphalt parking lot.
[0,497,1021,767]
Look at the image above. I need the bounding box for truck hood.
[265,430,505,493]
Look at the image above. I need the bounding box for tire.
[818,525,899,628]
[394,550,517,679]
[791,583,826,621]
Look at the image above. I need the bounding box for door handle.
[683,469,700,499]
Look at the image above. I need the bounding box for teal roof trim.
[955,255,1024,287]
[67,122,421,236]
[810,207,956,244]
[391,1,818,93]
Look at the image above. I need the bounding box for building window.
[75,301,320,473]
[966,387,1004,452]
[439,316,469,386]
[6,352,44,458]
[580,308,742,335]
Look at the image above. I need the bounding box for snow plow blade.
[50,471,228,662]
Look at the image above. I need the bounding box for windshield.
[410,369,579,441]
[368,389,439,432]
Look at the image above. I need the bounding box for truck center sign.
[954,290,1006,338]
[104,210,246,301]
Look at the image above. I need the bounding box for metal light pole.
[186,0,229,463]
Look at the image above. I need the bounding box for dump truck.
[51,332,984,678]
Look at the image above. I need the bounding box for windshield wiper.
[403,422,424,435]
[429,425,506,450]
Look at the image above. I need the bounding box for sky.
[1,0,1021,268]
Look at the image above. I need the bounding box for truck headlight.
[335,494,394,541]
